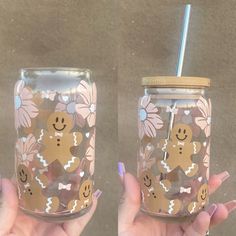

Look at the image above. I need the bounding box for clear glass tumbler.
[137,76,211,220]
[14,68,96,221]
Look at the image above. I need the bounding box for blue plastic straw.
[163,4,192,162]
[176,4,191,77]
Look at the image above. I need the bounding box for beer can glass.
[138,76,211,219]
[14,68,96,221]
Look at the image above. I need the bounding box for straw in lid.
[142,76,210,88]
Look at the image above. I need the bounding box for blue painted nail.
[118,162,126,177]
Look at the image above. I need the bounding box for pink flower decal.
[76,81,97,127]
[138,96,163,139]
[138,143,155,172]
[85,131,95,175]
[203,143,210,180]
[14,80,39,129]
[195,97,211,137]
[55,92,85,127]
[15,134,39,166]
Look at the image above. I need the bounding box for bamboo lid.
[142,76,210,88]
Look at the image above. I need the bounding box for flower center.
[207,117,211,125]
[90,104,96,113]
[67,102,76,114]
[139,108,147,121]
[15,96,22,110]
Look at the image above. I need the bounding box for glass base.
[20,203,92,223]
[141,208,198,223]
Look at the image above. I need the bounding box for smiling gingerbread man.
[67,179,93,213]
[17,164,59,213]
[188,183,208,214]
[37,112,83,172]
[157,124,201,177]
[140,170,181,215]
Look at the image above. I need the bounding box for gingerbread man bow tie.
[180,187,191,194]
[55,132,63,137]
[177,141,185,146]
[58,183,71,191]
[148,186,155,193]
[24,183,30,188]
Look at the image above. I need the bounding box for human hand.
[118,162,236,236]
[0,178,101,236]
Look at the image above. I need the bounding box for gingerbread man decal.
[37,112,83,172]
[17,164,59,213]
[157,124,201,177]
[67,179,93,213]
[140,170,181,215]
[188,183,208,214]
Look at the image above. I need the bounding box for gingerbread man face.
[17,164,29,184]
[47,112,73,132]
[197,183,208,203]
[171,124,192,142]
[79,179,93,201]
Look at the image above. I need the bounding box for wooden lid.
[142,76,210,88]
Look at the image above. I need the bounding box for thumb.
[118,170,141,233]
[184,211,211,236]
[0,178,19,235]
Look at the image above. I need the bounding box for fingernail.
[218,171,230,183]
[206,204,217,217]
[225,200,236,213]
[93,189,102,199]
[118,162,126,177]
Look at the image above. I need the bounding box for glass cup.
[137,76,211,220]
[14,68,97,221]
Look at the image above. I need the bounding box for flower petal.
[144,119,157,137]
[205,125,211,137]
[195,117,208,131]
[147,113,163,129]
[146,102,158,113]
[87,113,96,127]
[75,105,90,119]
[77,80,90,105]
[85,146,95,161]
[196,97,209,118]
[91,83,97,104]
[140,96,150,109]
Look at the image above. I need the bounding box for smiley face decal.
[80,179,92,200]
[17,164,29,184]
[171,124,192,142]
[142,172,152,188]
[197,183,208,202]
[47,112,73,132]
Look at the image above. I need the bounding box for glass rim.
[20,67,92,73]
